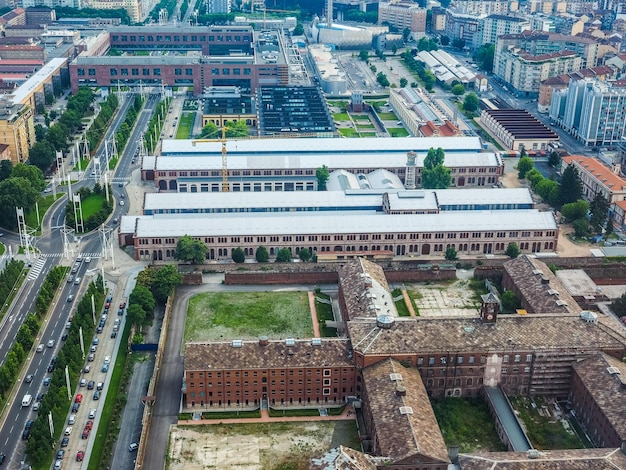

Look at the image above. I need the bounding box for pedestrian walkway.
[179,404,355,426]
[27,257,46,280]
[402,289,417,317]
[308,291,321,337]
[37,252,102,259]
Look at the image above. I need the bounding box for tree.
[589,193,609,232]
[444,246,457,260]
[501,290,520,313]
[174,235,208,264]
[517,156,534,179]
[402,27,411,43]
[548,151,561,168]
[232,247,245,263]
[275,247,292,262]
[376,71,390,87]
[452,38,466,50]
[293,23,304,35]
[505,242,520,258]
[255,245,269,262]
[399,77,408,88]
[151,264,183,304]
[422,164,451,189]
[610,292,626,318]
[424,147,445,169]
[11,164,45,191]
[473,43,495,72]
[0,160,12,182]
[298,248,312,262]
[451,83,465,96]
[359,50,369,62]
[463,92,479,112]
[28,140,55,171]
[558,165,582,206]
[440,35,450,46]
[535,179,559,206]
[34,124,47,142]
[391,44,398,55]
[198,122,218,138]
[129,284,155,315]
[572,218,591,238]
[561,200,589,222]
[126,303,146,328]
[0,177,39,228]
[316,165,330,190]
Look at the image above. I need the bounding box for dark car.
[21,428,30,440]
[36,393,44,402]
[25,420,33,430]
[56,450,65,460]
[93,391,101,400]
[61,437,69,447]
[118,308,124,316]
[43,377,51,386]
[87,380,95,390]
[110,331,117,339]
[61,333,68,341]
[24,374,33,384]
[51,356,57,365]
[0,453,5,464]
[47,364,54,372]
[82,429,89,439]
[71,402,80,412]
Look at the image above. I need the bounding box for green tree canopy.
[561,200,589,222]
[151,264,183,304]
[11,163,45,191]
[399,77,408,88]
[440,35,450,46]
[505,242,520,258]
[316,165,330,190]
[0,177,40,228]
[175,235,208,264]
[535,179,559,206]
[0,160,12,182]
[610,292,626,318]
[232,247,245,263]
[424,147,445,169]
[256,245,269,262]
[558,165,583,206]
[293,23,304,35]
[501,290,520,313]
[129,284,155,316]
[548,151,561,167]
[422,164,451,189]
[473,43,495,72]
[517,156,534,179]
[572,218,591,238]
[451,83,465,96]
[444,246,458,261]
[452,38,466,50]
[298,247,312,262]
[126,303,146,328]
[359,49,369,62]
[275,247,292,263]
[463,92,479,112]
[589,193,609,232]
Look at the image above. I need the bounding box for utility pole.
[61,226,75,260]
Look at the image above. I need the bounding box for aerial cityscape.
[0,0,625,469]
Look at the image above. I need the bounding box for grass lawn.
[185,291,313,342]
[315,292,336,337]
[327,100,348,110]
[359,132,377,137]
[80,193,107,220]
[388,128,409,137]
[108,156,119,170]
[352,115,371,122]
[339,128,358,137]
[201,410,261,419]
[378,112,397,120]
[0,243,4,255]
[431,397,507,452]
[366,100,387,111]
[332,112,350,121]
[356,123,375,129]
[509,397,587,450]
[25,194,63,232]
[176,112,194,139]
[72,156,90,172]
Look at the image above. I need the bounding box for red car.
[119,301,126,309]
[85,420,93,430]
[81,429,90,439]
[75,394,83,403]
[76,450,85,461]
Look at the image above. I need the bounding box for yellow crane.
[192,127,229,192]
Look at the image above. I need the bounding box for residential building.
[482,14,530,45]
[444,10,484,51]
[480,109,559,151]
[377,0,426,38]
[561,155,626,222]
[502,255,581,314]
[0,100,34,164]
[550,79,626,146]
[208,0,230,14]
[452,0,517,16]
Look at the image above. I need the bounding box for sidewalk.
[179,404,356,426]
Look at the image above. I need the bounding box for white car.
[68,414,76,425]
[88,409,96,419]
[47,339,55,348]
[104,356,111,365]
[36,344,44,353]
[119,200,125,206]
[64,426,72,436]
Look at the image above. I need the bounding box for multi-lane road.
[0,92,162,469]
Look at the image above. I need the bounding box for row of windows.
[188,368,344,379]
[188,377,345,388]
[112,34,251,43]
[76,67,253,77]
[188,388,340,399]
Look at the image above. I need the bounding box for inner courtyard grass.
[176,112,194,139]
[185,291,313,343]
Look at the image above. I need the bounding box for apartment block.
[377,0,426,37]
[482,14,530,45]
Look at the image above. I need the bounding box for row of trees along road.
[0,161,46,229]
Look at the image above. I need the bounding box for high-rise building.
[482,14,530,45]
[377,0,426,38]
[550,79,626,146]
[208,0,230,14]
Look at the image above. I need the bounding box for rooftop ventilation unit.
[232,340,243,348]
[311,338,322,346]
[389,373,403,381]
[607,367,621,375]
[547,289,558,296]
[556,300,567,306]
[399,406,413,415]
[532,269,543,275]
[285,338,295,346]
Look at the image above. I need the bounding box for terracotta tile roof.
[572,353,626,440]
[347,313,626,357]
[458,448,626,469]
[503,255,582,314]
[184,338,354,371]
[563,156,626,192]
[615,200,626,210]
[363,358,449,464]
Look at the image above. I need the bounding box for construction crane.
[192,127,229,192]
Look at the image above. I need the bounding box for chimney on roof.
[259,336,269,347]
[541,276,550,284]
[395,384,406,397]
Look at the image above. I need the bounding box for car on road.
[24,374,33,383]
[76,451,84,462]
[36,343,44,353]
[88,353,95,362]
[54,459,62,469]
[90,345,97,353]
[0,453,5,464]
[96,325,103,333]
[68,414,76,425]
[47,339,55,348]
[111,331,117,339]
[43,377,51,386]
[47,363,54,372]
[82,428,90,439]
[119,301,126,309]
[32,402,40,411]
[61,333,68,341]
[36,393,44,402]
[83,365,90,373]
[85,256,91,263]
[76,255,82,263]
[56,450,64,460]
[112,218,118,224]
[88,409,96,419]
[67,294,74,302]
[101,364,109,373]
[119,200,125,206]
[61,436,69,447]
[92,338,99,346]
[96,382,104,391]
[93,391,101,400]
[129,442,138,452]
[85,420,93,430]
[104,356,111,364]
[75,394,82,403]
[71,402,80,412]
[118,182,123,187]
[67,275,74,283]
[64,427,72,436]
[120,193,125,199]
[87,380,95,390]
[79,378,86,387]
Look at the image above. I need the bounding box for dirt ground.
[168,421,358,470]
[411,280,479,317]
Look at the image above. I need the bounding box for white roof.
[133,210,557,238]
[143,190,383,211]
[160,136,483,156]
[8,58,68,106]
[149,151,500,172]
[434,188,533,206]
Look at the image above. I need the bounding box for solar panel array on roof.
[483,109,558,139]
